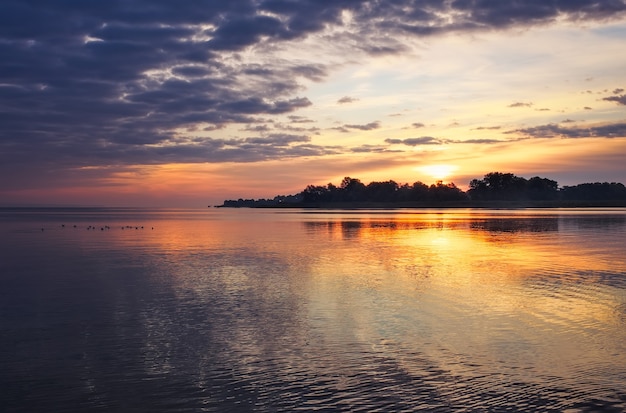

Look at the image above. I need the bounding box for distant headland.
[216,172,626,208]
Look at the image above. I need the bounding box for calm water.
[1,207,625,412]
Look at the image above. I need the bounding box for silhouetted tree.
[301,185,329,203]
[220,173,625,208]
[527,176,559,200]
[340,177,367,202]
[468,172,529,201]
[326,183,339,201]
[396,183,413,201]
[410,181,430,201]
[366,180,399,202]
[429,181,468,202]
[561,182,626,201]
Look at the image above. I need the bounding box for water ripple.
[2,208,626,411]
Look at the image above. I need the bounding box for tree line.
[218,172,626,207]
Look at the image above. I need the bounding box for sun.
[418,164,459,181]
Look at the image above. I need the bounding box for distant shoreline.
[216,173,626,209]
[215,200,626,209]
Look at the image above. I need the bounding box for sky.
[1,0,625,207]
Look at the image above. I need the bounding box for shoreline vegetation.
[216,172,626,209]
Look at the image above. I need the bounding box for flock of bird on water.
[40,224,154,231]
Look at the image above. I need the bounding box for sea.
[1,207,625,412]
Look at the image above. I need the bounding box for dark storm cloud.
[509,122,626,139]
[2,0,625,172]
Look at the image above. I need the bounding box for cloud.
[274,123,321,133]
[508,102,534,108]
[385,136,442,146]
[2,0,626,177]
[242,124,272,133]
[331,126,351,133]
[349,0,626,43]
[603,94,626,105]
[350,144,394,153]
[412,122,426,128]
[211,16,284,49]
[343,121,381,131]
[242,134,310,146]
[338,96,358,104]
[473,126,501,130]
[384,135,522,147]
[458,138,505,144]
[509,122,626,139]
[131,134,342,164]
[287,115,314,124]
[219,96,312,115]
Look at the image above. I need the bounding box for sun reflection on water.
[4,208,625,411]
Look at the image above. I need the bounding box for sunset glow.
[419,165,459,182]
[1,3,625,206]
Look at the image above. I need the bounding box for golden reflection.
[293,211,625,388]
[88,209,626,347]
[300,211,626,348]
[8,207,625,410]
[47,208,626,398]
